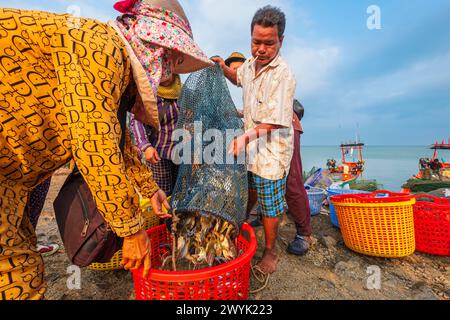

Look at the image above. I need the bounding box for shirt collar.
[249,53,282,78]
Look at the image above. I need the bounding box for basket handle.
[372,190,400,197]
[415,194,450,204]
[305,185,326,194]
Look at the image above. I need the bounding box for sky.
[1,0,449,146]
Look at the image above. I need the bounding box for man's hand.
[144,147,161,165]
[121,230,152,279]
[211,56,238,85]
[228,135,248,157]
[211,56,226,69]
[150,189,171,219]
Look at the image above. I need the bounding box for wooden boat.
[402,139,450,193]
[325,142,365,183]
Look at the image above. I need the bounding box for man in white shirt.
[212,5,295,274]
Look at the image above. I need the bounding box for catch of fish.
[159,212,240,271]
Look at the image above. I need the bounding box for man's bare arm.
[229,124,284,156]
[211,57,238,85]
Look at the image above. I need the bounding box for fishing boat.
[325,142,365,184]
[304,141,380,191]
[402,139,450,193]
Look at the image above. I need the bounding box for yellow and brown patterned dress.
[0,9,159,300]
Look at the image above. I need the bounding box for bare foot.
[256,249,278,274]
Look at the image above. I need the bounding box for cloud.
[4,0,446,145]
[0,0,116,22]
[182,0,342,104]
[340,53,450,112]
[283,39,341,96]
[300,52,450,145]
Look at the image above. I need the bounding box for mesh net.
[170,65,248,235]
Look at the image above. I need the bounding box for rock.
[321,279,336,290]
[37,232,46,238]
[48,234,61,243]
[42,216,53,223]
[334,261,349,274]
[348,256,363,267]
[46,273,60,283]
[255,229,264,239]
[413,286,439,300]
[411,281,427,291]
[334,259,363,280]
[320,235,337,249]
[403,255,421,264]
[383,280,398,290]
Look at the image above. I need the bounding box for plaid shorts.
[248,172,287,218]
[149,159,179,196]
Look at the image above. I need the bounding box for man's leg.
[0,183,46,300]
[286,132,312,252]
[246,172,258,221]
[258,216,280,273]
[251,174,287,274]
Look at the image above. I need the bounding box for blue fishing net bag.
[170,65,248,235]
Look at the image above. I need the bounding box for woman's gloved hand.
[121,230,152,278]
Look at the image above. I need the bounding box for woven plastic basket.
[330,191,416,258]
[327,188,370,228]
[132,223,257,300]
[87,199,163,271]
[305,185,326,216]
[413,195,450,256]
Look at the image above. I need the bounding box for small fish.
[163,212,239,271]
[177,236,190,260]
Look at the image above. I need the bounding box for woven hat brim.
[135,17,213,74]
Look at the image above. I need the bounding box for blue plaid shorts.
[248,172,287,218]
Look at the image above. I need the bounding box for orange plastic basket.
[132,223,257,300]
[330,191,416,258]
[413,195,450,256]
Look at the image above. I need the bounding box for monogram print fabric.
[0,203,44,300]
[0,9,159,300]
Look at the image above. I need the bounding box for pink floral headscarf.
[115,13,173,95]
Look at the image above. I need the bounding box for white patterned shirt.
[237,54,296,180]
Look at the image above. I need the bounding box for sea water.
[300,146,442,192]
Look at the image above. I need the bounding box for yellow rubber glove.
[139,198,151,210]
[121,230,152,278]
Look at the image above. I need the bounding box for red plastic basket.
[132,223,257,300]
[413,195,450,256]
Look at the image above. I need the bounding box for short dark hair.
[251,5,286,39]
